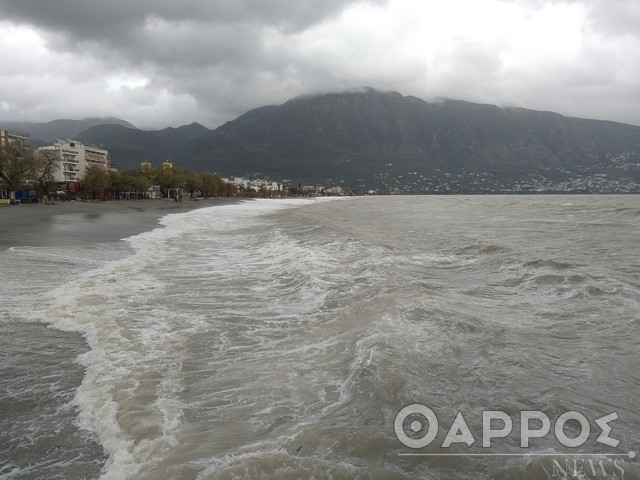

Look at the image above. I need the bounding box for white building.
[38,140,111,182]
[232,177,250,189]
[326,186,344,195]
[146,185,162,199]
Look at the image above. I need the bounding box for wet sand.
[0,198,242,250]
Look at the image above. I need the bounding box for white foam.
[29,199,317,479]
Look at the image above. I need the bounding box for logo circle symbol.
[394,404,439,448]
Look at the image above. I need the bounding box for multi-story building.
[0,129,30,149]
[37,140,111,183]
[85,145,110,171]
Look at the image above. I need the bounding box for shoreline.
[0,197,242,250]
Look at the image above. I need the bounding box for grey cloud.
[0,0,386,76]
[0,0,389,125]
[584,0,640,37]
[0,0,384,41]
[500,0,640,37]
[1,0,639,129]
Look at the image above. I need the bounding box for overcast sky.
[1,0,639,129]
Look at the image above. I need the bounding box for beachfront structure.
[0,129,30,149]
[37,140,111,182]
[146,185,162,199]
[326,186,344,195]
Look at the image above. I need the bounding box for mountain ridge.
[1,117,137,146]
[193,90,638,179]
[5,89,640,192]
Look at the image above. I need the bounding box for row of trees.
[0,145,60,202]
[0,142,239,201]
[106,166,238,199]
[55,165,239,200]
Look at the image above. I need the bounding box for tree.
[184,169,202,198]
[287,185,301,196]
[32,149,61,203]
[198,172,218,197]
[154,167,186,197]
[0,144,33,200]
[81,165,111,199]
[113,168,152,198]
[258,186,270,198]
[222,179,238,196]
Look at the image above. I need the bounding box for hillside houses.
[229,177,346,196]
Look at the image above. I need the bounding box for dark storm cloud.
[0,1,385,89]
[0,0,389,71]
[0,0,639,128]
[0,0,388,126]
[0,0,382,42]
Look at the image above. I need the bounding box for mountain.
[42,89,640,192]
[77,122,208,167]
[203,90,631,172]
[2,117,137,145]
[192,89,640,192]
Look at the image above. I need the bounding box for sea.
[1,195,639,480]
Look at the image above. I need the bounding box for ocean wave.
[23,199,316,479]
[196,448,405,480]
[3,195,639,480]
[523,258,583,270]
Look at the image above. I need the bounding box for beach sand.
[0,198,242,250]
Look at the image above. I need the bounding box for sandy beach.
[0,197,242,250]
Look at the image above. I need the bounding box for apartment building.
[38,139,110,182]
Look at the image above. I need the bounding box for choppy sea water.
[1,195,639,480]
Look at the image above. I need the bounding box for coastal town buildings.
[37,140,111,182]
[229,177,286,193]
